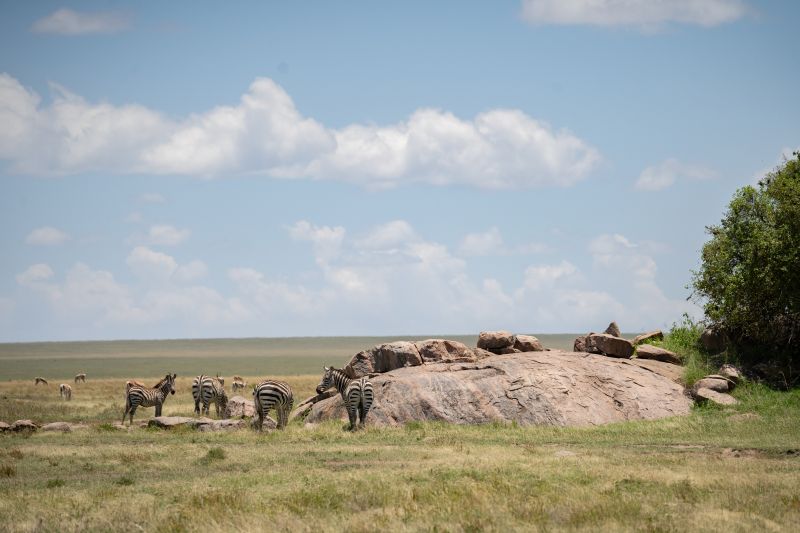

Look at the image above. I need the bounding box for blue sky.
[0,0,797,341]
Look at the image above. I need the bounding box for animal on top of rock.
[59,383,72,400]
[192,374,228,418]
[121,373,176,426]
[34,377,48,385]
[252,380,294,431]
[74,373,86,383]
[316,366,374,431]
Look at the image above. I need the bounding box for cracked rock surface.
[305,350,692,427]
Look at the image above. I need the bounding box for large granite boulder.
[290,390,339,422]
[514,335,544,352]
[586,334,634,358]
[223,395,256,419]
[477,331,515,351]
[604,322,622,337]
[635,344,681,365]
[573,335,589,352]
[345,341,423,378]
[306,351,691,427]
[415,339,484,364]
[633,330,664,345]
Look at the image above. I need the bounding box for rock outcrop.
[633,330,664,345]
[693,388,738,406]
[415,339,485,364]
[223,395,256,419]
[0,421,10,432]
[290,390,338,421]
[513,335,544,352]
[635,344,681,365]
[345,341,423,378]
[10,420,38,432]
[306,351,691,427]
[604,322,622,337]
[148,416,258,431]
[477,331,515,351]
[585,333,634,358]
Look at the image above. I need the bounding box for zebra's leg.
[122,405,129,425]
[194,398,200,415]
[128,405,136,425]
[155,403,162,417]
[358,399,367,429]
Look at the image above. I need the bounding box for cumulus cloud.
[25,226,70,245]
[459,227,550,257]
[0,73,600,189]
[635,159,716,191]
[521,0,749,30]
[128,225,190,246]
[31,8,131,35]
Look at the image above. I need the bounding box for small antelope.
[215,373,225,386]
[74,373,86,384]
[34,377,48,385]
[59,383,72,400]
[232,378,246,392]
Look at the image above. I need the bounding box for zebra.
[74,373,86,384]
[252,380,294,431]
[59,383,72,400]
[121,373,176,425]
[192,375,228,418]
[316,366,374,431]
[34,377,48,385]
[232,378,246,392]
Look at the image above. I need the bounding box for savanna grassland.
[1,336,799,532]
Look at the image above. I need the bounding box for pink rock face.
[635,344,681,365]
[345,341,423,377]
[306,351,692,428]
[693,388,738,406]
[573,336,588,352]
[586,334,634,358]
[477,331,515,350]
[514,335,544,352]
[223,395,256,419]
[692,376,733,393]
[604,322,622,337]
[633,330,664,345]
[415,339,481,364]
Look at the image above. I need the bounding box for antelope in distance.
[59,383,72,400]
[74,373,86,383]
[34,377,48,385]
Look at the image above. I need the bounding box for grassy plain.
[1,336,799,532]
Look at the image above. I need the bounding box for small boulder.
[632,330,664,345]
[693,388,738,406]
[635,344,682,365]
[477,331,515,351]
[586,334,634,358]
[252,416,278,431]
[224,395,256,419]
[148,416,213,429]
[700,327,726,354]
[514,335,544,352]
[415,339,479,364]
[719,364,742,384]
[345,341,422,377]
[199,419,248,432]
[0,421,10,432]
[573,335,588,352]
[41,422,72,432]
[692,376,734,394]
[10,420,38,432]
[604,322,622,337]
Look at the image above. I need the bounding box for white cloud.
[355,220,417,251]
[635,158,716,191]
[459,227,550,257]
[289,221,346,265]
[25,226,70,245]
[16,263,55,287]
[521,0,749,29]
[31,8,131,35]
[0,73,600,189]
[127,246,178,281]
[143,225,190,246]
[140,192,165,204]
[174,260,208,283]
[519,260,579,292]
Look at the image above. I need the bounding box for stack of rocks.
[691,364,742,405]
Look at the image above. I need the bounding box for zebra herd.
[115,366,373,431]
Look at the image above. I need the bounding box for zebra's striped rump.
[122,373,176,425]
[316,366,374,430]
[252,380,294,430]
[192,374,228,418]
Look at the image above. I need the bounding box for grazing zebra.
[59,383,72,400]
[316,366,374,431]
[232,378,246,392]
[192,375,228,418]
[121,373,176,425]
[34,377,48,385]
[74,373,86,383]
[252,380,294,430]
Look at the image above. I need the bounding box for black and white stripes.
[252,380,294,430]
[122,373,176,425]
[316,366,374,430]
[192,375,228,418]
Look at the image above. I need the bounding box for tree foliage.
[692,152,800,358]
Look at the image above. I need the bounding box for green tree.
[691,152,800,360]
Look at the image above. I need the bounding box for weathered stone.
[307,350,692,427]
[635,344,682,365]
[148,416,214,429]
[289,390,339,422]
[700,327,726,354]
[344,341,423,377]
[252,415,278,431]
[604,322,622,337]
[10,420,38,432]
[573,335,587,352]
[692,376,733,394]
[223,395,256,419]
[41,422,72,432]
[625,358,684,384]
[514,335,544,352]
[632,330,664,345]
[415,339,478,364]
[198,419,248,432]
[473,348,495,359]
[693,388,738,406]
[496,346,522,355]
[0,421,10,432]
[586,334,634,358]
[477,331,515,350]
[719,364,742,384]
